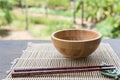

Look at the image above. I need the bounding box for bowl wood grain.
[51,29,101,58]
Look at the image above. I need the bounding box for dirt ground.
[0,26,34,40]
[2,30,34,40]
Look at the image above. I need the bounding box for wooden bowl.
[51,29,102,58]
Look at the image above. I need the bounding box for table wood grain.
[0,39,120,79]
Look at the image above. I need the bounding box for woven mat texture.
[6,43,120,80]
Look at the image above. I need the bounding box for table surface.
[0,39,120,79]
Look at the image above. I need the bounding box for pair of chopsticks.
[12,65,115,77]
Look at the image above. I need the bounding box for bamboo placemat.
[6,43,120,80]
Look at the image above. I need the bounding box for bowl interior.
[54,30,100,41]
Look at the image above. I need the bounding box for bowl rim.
[51,29,102,42]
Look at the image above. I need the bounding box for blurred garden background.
[0,0,120,40]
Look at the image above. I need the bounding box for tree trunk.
[25,0,28,30]
[81,0,84,27]
[45,0,48,17]
[72,0,76,24]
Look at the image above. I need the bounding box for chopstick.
[12,65,115,77]
[14,65,114,72]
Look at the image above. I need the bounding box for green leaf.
[74,0,82,13]
[96,8,103,20]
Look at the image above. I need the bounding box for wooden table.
[0,39,120,79]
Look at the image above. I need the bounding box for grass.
[95,19,113,38]
[29,25,51,39]
[10,20,26,30]
[28,8,82,17]
[11,12,76,39]
[29,16,76,39]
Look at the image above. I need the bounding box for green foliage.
[47,0,70,10]
[28,25,48,39]
[10,12,26,30]
[95,19,113,37]
[30,16,75,39]
[12,12,25,21]
[2,0,46,8]
[11,13,75,39]
[29,22,75,39]
[0,10,8,25]
[20,0,46,7]
[11,20,26,30]
[29,8,75,17]
[47,9,72,17]
[95,17,120,38]
[0,0,13,24]
[0,0,119,39]
[75,0,120,20]
[74,0,82,14]
[75,0,120,38]
[110,17,120,38]
[30,16,72,26]
[45,22,75,36]
[29,17,75,39]
[0,0,14,9]
[3,9,12,23]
